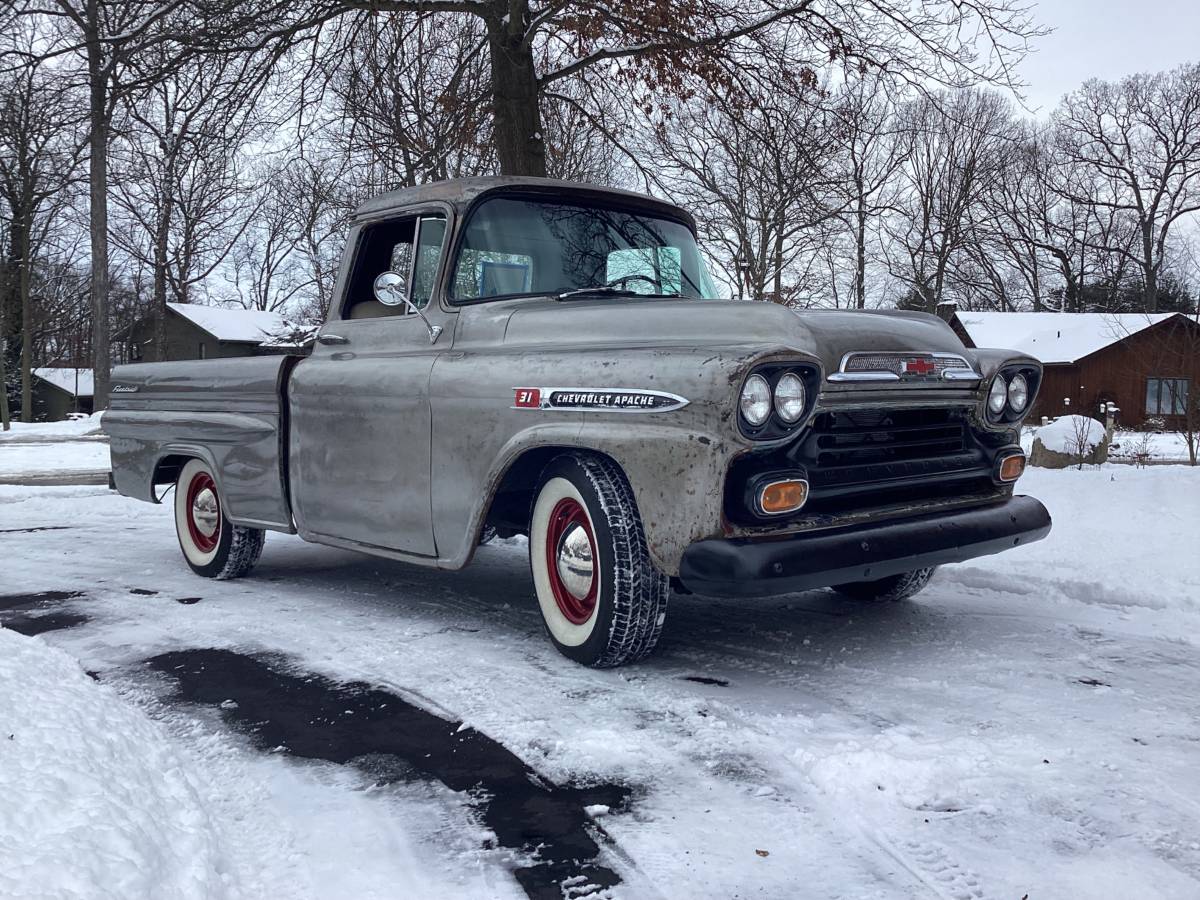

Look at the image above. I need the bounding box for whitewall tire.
[530,453,669,667]
[174,458,265,579]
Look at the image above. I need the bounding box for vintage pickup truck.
[105,176,1051,667]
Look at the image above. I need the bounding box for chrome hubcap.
[555,523,594,600]
[191,488,219,538]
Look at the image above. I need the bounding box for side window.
[342,214,446,319]
[411,217,446,309]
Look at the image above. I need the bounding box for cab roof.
[352,176,697,232]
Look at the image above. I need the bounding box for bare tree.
[327,11,493,189]
[109,45,265,355]
[651,80,843,305]
[0,49,84,421]
[829,75,905,309]
[1055,63,1200,312]
[261,0,1041,177]
[885,89,1014,312]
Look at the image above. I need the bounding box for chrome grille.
[842,353,971,376]
[793,407,991,513]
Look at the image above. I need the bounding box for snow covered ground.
[2,460,1200,899]
[0,414,109,482]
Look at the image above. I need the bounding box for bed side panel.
[103,357,296,531]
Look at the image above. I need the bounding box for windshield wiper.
[555,286,683,301]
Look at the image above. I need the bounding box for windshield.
[450,196,721,302]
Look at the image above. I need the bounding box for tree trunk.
[86,13,111,410]
[2,231,18,427]
[18,225,31,422]
[152,184,173,358]
[1142,220,1157,312]
[486,12,546,177]
[854,199,866,309]
[0,332,9,430]
[772,214,784,304]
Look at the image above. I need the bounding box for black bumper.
[678,495,1051,597]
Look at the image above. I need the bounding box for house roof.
[33,367,94,398]
[167,303,289,344]
[953,311,1180,364]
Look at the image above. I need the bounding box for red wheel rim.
[544,497,598,625]
[185,471,220,553]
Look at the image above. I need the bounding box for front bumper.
[678,495,1051,597]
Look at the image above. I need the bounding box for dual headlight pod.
[739,372,807,426]
[739,366,815,437]
[987,370,1033,422]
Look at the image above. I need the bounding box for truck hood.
[501,298,973,375]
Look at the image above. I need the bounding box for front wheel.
[529,453,669,667]
[174,459,265,579]
[831,567,937,602]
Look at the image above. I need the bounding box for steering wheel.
[606,273,662,292]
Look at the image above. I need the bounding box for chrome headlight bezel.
[737,363,820,440]
[773,372,807,423]
[1007,373,1029,413]
[739,374,772,426]
[985,365,1040,426]
[988,374,1008,415]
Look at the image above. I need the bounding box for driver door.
[290,211,452,557]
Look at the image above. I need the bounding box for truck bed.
[104,356,300,532]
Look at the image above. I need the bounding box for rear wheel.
[832,567,937,602]
[529,453,669,667]
[174,459,264,579]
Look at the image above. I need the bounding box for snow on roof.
[32,367,94,397]
[955,312,1178,364]
[167,302,288,343]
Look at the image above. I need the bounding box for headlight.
[773,372,806,423]
[988,375,1008,415]
[1007,373,1029,412]
[740,374,772,426]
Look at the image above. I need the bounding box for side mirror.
[371,270,443,344]
[372,270,409,307]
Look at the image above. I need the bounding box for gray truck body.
[104,176,1048,588]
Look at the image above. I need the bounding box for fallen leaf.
[755,849,769,858]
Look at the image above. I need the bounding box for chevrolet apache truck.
[104,176,1051,667]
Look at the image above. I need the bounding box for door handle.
[317,333,349,345]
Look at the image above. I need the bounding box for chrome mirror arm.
[372,270,443,344]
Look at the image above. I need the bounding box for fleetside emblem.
[513,387,688,413]
[111,384,139,393]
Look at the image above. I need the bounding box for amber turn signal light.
[758,479,809,515]
[997,454,1026,483]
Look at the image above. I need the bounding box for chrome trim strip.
[512,386,690,413]
[831,351,981,382]
[827,372,902,383]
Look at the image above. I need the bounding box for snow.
[0,413,109,477]
[0,440,110,476]
[0,412,104,441]
[32,367,94,398]
[956,311,1176,364]
[1109,429,1195,462]
[1035,414,1105,453]
[168,303,288,344]
[2,455,1200,898]
[0,628,221,899]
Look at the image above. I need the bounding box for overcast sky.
[1015,0,1200,114]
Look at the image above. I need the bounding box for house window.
[1146,377,1188,415]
